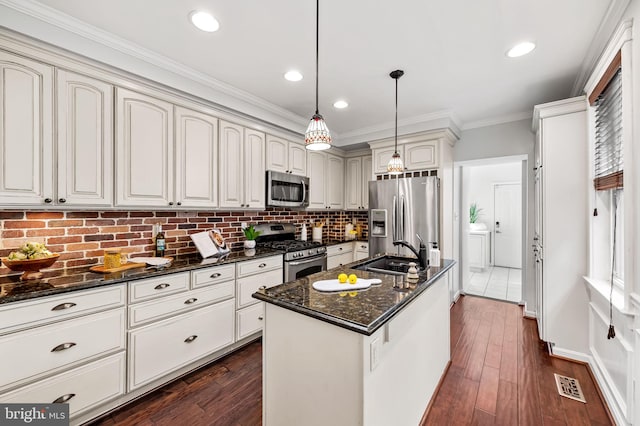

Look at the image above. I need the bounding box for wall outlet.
[370,338,381,371]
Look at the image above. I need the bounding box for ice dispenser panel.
[370,209,387,237]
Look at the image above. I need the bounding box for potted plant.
[242,224,261,249]
[469,203,486,230]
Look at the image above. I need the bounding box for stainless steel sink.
[353,255,424,276]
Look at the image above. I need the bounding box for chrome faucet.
[393,233,428,269]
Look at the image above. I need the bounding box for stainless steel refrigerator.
[368,176,439,258]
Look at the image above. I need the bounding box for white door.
[326,154,344,209]
[244,129,265,209]
[494,183,522,268]
[265,136,288,173]
[306,151,326,209]
[0,52,54,205]
[288,143,307,176]
[344,157,362,210]
[218,121,244,208]
[174,107,218,208]
[115,88,173,207]
[57,70,113,206]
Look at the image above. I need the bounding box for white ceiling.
[29,0,612,147]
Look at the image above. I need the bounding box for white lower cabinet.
[128,299,235,390]
[0,308,126,392]
[327,243,354,269]
[1,352,125,417]
[236,302,264,340]
[237,269,282,309]
[354,241,369,261]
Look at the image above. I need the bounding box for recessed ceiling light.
[284,70,303,82]
[333,100,349,109]
[506,41,536,58]
[189,11,220,32]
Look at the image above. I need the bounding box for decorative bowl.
[0,254,60,280]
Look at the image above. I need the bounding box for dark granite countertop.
[0,248,282,305]
[253,257,455,336]
[325,239,368,246]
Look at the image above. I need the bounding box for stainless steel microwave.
[266,170,309,208]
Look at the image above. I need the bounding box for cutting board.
[312,278,381,292]
[90,262,146,273]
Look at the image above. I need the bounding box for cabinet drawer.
[128,282,234,328]
[236,268,283,309]
[128,272,189,304]
[327,243,352,257]
[236,255,282,278]
[327,252,354,270]
[0,352,125,418]
[355,242,369,253]
[0,285,125,335]
[191,264,235,289]
[236,302,264,340]
[0,308,125,392]
[128,300,235,390]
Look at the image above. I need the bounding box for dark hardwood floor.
[90,295,612,426]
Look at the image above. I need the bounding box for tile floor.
[464,266,521,302]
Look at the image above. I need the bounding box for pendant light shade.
[387,69,404,174]
[305,0,332,151]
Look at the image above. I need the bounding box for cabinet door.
[175,107,218,208]
[57,70,113,206]
[218,120,244,208]
[361,155,372,209]
[344,157,362,210]
[0,52,53,205]
[288,143,307,176]
[404,141,438,170]
[244,129,266,208]
[306,151,326,209]
[372,146,401,174]
[265,135,288,173]
[327,154,344,209]
[115,88,173,207]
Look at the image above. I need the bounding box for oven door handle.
[287,255,327,266]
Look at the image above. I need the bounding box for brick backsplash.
[0,209,368,272]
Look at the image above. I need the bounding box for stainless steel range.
[254,223,327,282]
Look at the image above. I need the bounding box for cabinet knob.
[51,342,76,352]
[338,247,343,251]
[154,283,170,290]
[259,285,266,290]
[210,273,221,278]
[184,335,198,343]
[51,302,76,311]
[258,263,267,268]
[184,298,198,305]
[58,198,66,203]
[168,202,174,206]
[52,393,76,404]
[177,201,182,206]
[44,198,52,203]
[258,316,264,320]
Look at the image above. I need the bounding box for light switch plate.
[370,338,381,371]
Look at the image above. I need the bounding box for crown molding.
[461,111,532,131]
[532,96,587,131]
[571,0,631,96]
[333,110,461,147]
[0,0,309,133]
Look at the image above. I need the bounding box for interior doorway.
[455,156,526,303]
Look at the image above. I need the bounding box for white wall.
[454,119,535,309]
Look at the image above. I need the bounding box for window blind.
[593,67,623,190]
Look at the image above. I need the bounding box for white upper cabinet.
[175,106,218,208]
[307,152,343,210]
[115,88,173,207]
[57,70,113,206]
[372,146,400,174]
[266,135,307,176]
[0,51,54,205]
[404,141,438,170]
[219,121,265,209]
[345,155,372,210]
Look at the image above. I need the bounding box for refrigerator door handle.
[392,195,397,241]
[401,195,406,241]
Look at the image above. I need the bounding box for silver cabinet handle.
[154,283,170,290]
[258,263,267,268]
[210,273,221,278]
[184,335,198,343]
[53,393,75,404]
[51,302,76,311]
[184,298,198,305]
[51,342,76,352]
[258,316,264,320]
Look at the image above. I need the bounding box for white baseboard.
[549,346,591,363]
[453,290,461,303]
[522,302,536,318]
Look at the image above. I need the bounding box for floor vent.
[554,374,586,403]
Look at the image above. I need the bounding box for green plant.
[469,203,483,224]
[242,225,261,240]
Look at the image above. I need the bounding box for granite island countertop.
[0,248,282,305]
[253,257,455,336]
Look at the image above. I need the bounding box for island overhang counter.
[253,258,455,426]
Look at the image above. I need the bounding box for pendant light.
[387,70,405,174]
[305,0,332,151]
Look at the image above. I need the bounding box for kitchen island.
[253,258,455,426]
